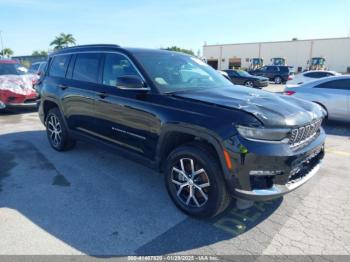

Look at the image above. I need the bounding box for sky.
[0,0,350,56]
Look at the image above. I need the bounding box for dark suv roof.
[50,44,122,56]
[50,44,178,57]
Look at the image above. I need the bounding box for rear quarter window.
[279,67,289,73]
[49,55,71,78]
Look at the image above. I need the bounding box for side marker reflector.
[223,150,233,170]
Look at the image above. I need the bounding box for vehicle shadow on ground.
[0,130,281,256]
[136,199,282,255]
[0,108,37,115]
[323,120,350,137]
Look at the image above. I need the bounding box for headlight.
[236,125,290,142]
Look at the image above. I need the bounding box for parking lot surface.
[0,89,350,256]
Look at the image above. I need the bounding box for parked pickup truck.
[37,44,326,217]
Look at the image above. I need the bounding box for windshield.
[133,51,233,93]
[236,70,251,77]
[0,63,28,76]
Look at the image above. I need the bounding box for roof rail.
[70,44,121,48]
[51,44,121,54]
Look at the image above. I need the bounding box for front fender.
[155,123,232,180]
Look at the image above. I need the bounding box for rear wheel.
[165,144,231,218]
[274,76,282,84]
[46,107,76,151]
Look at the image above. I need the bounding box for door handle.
[98,92,108,99]
[57,84,68,90]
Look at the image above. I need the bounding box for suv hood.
[174,85,325,127]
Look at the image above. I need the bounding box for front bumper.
[254,80,269,88]
[0,89,38,109]
[5,100,38,109]
[224,129,326,201]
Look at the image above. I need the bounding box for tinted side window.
[306,72,328,78]
[314,79,350,90]
[49,55,71,77]
[72,53,101,83]
[39,63,47,72]
[30,64,39,71]
[224,70,233,77]
[279,67,289,73]
[318,72,328,78]
[304,72,319,78]
[266,66,277,72]
[102,53,139,86]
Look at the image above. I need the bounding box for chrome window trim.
[50,50,149,90]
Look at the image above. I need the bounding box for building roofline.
[203,37,350,47]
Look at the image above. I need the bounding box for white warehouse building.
[203,37,350,73]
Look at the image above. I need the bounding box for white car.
[284,75,350,122]
[286,70,340,88]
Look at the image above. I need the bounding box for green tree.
[61,33,76,47]
[32,50,48,56]
[2,48,14,58]
[164,46,194,55]
[50,33,76,50]
[50,35,65,50]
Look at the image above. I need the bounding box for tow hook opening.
[250,175,275,190]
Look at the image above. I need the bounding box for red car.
[0,60,38,110]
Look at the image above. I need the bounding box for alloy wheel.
[170,158,210,208]
[47,115,62,147]
[275,77,282,84]
[245,81,253,87]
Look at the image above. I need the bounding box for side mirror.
[116,75,148,90]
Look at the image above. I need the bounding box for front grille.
[289,119,322,149]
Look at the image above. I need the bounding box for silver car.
[284,75,350,122]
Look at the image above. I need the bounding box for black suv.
[249,65,294,84]
[38,45,326,218]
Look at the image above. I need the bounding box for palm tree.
[50,36,65,50]
[2,48,14,58]
[50,33,76,50]
[60,33,76,47]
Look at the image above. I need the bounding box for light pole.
[0,30,4,57]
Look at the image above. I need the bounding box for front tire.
[165,144,231,218]
[46,107,76,151]
[244,81,254,87]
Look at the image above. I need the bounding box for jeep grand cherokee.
[37,44,326,218]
